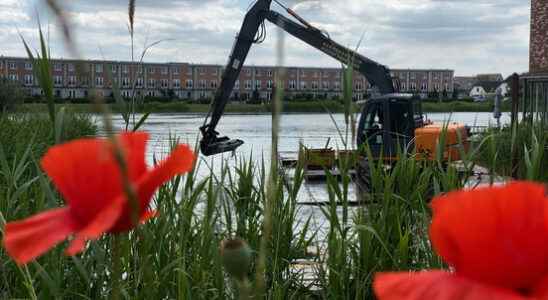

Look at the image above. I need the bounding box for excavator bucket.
[200,136,244,156]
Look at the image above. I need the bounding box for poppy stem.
[111,235,122,300]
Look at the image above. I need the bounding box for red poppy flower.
[3,132,195,265]
[374,181,548,300]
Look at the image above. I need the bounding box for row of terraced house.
[0,56,455,101]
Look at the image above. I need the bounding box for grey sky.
[0,0,531,76]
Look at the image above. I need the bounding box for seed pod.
[220,238,252,281]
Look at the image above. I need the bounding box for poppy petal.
[41,132,149,227]
[140,210,158,224]
[117,132,149,181]
[65,196,126,256]
[430,182,548,290]
[3,207,78,265]
[109,144,194,232]
[137,144,195,201]
[374,271,528,300]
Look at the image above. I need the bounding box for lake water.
[107,111,510,161]
[103,112,510,237]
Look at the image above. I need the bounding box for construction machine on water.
[198,0,469,188]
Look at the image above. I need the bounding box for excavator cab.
[357,94,423,159]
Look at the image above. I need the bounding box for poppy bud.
[220,238,252,281]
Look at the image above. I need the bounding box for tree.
[0,78,25,112]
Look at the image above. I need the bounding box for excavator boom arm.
[200,0,395,156]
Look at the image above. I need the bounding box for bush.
[0,78,25,112]
[0,112,97,163]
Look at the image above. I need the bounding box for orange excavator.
[198,0,469,178]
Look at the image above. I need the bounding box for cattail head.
[128,0,136,35]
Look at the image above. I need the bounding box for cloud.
[0,0,531,77]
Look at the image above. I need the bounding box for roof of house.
[472,81,502,92]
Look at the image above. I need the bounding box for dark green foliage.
[475,122,548,181]
[0,78,25,112]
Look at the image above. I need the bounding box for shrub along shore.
[16,99,511,114]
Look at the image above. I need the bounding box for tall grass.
[2,1,547,299]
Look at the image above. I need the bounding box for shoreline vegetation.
[2,2,544,298]
[16,99,511,114]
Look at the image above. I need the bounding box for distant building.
[522,0,548,121]
[469,81,503,101]
[454,76,476,95]
[391,69,455,99]
[530,0,548,73]
[476,73,504,82]
[0,56,454,101]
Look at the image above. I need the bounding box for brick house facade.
[530,0,548,74]
[523,0,548,122]
[0,56,454,102]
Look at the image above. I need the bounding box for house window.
[53,75,63,86]
[255,80,261,89]
[199,68,205,75]
[312,81,318,90]
[172,67,180,75]
[161,67,168,75]
[313,71,318,78]
[245,80,252,90]
[210,80,218,89]
[8,62,16,70]
[148,79,156,88]
[96,64,103,73]
[186,68,192,75]
[24,74,33,85]
[322,81,329,90]
[410,82,416,90]
[173,79,181,88]
[160,79,169,88]
[289,80,296,90]
[54,63,62,72]
[255,69,261,76]
[111,65,117,73]
[212,68,218,75]
[122,77,130,87]
[300,81,307,90]
[234,80,240,89]
[199,80,206,89]
[186,79,193,88]
[401,83,406,91]
[148,67,155,74]
[95,77,104,87]
[122,65,129,74]
[136,78,144,88]
[267,70,273,77]
[267,80,273,90]
[355,82,363,91]
[24,62,32,70]
[300,70,306,77]
[68,76,76,86]
[8,74,18,81]
[334,81,341,90]
[421,83,428,91]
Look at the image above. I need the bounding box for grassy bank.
[16,99,511,114]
